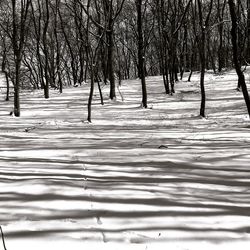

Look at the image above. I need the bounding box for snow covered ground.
[0,70,250,250]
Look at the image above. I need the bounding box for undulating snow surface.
[0,70,250,250]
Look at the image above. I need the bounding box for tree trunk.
[247,0,250,63]
[188,69,193,82]
[11,0,31,116]
[107,30,116,99]
[228,0,250,117]
[217,0,226,72]
[197,0,208,117]
[218,23,224,72]
[43,0,50,99]
[136,0,147,108]
[199,31,206,117]
[87,64,95,122]
[97,76,104,105]
[55,13,63,93]
[1,52,10,101]
[5,72,10,102]
[196,0,213,117]
[14,58,21,117]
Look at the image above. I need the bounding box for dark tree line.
[0,0,249,119]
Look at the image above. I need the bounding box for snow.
[0,69,250,250]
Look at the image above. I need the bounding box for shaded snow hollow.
[0,70,250,250]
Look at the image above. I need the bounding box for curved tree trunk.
[228,0,250,117]
[246,0,250,63]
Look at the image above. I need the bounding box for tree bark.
[246,0,250,63]
[107,30,116,100]
[197,0,213,117]
[199,27,206,117]
[136,0,147,108]
[14,57,21,117]
[1,49,10,101]
[228,0,250,117]
[42,0,50,99]
[87,63,95,123]
[11,0,31,116]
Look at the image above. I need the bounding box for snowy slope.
[0,70,250,250]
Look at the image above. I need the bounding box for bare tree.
[136,0,147,108]
[79,0,125,100]
[0,33,11,101]
[217,0,227,72]
[11,0,32,116]
[196,0,214,117]
[228,0,250,117]
[84,0,106,122]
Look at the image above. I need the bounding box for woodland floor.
[0,70,250,250]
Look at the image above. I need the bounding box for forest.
[0,0,250,120]
[1,0,250,249]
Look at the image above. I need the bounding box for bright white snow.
[0,69,250,250]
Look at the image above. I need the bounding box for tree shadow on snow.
[1,155,250,243]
